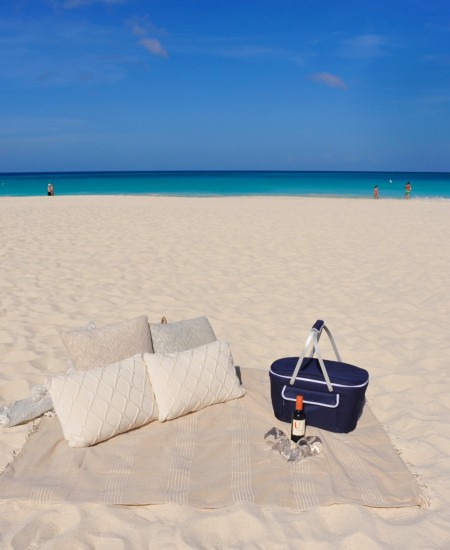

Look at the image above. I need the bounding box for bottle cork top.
[295,395,303,409]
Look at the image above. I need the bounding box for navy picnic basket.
[269,320,369,433]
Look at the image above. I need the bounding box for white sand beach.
[0,195,449,548]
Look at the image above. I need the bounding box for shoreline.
[2,170,449,200]
[1,193,449,201]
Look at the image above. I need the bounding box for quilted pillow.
[60,315,153,371]
[149,316,216,354]
[48,354,158,447]
[143,340,245,422]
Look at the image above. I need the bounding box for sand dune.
[1,195,449,548]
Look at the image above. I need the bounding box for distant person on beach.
[374,185,379,199]
[405,182,411,199]
[47,183,54,196]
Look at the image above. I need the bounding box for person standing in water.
[47,183,54,196]
[405,182,411,199]
[374,185,379,199]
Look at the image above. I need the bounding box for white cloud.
[139,38,168,58]
[126,16,168,58]
[340,34,389,58]
[310,72,347,90]
[126,16,166,38]
[129,22,147,37]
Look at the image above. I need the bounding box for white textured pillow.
[144,340,245,422]
[60,315,153,371]
[149,316,216,354]
[48,354,158,447]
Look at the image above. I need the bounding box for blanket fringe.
[376,417,431,509]
[0,418,41,476]
[413,472,431,509]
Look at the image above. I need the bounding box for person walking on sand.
[47,183,54,196]
[405,182,411,199]
[374,185,379,199]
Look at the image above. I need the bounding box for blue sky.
[1,0,450,172]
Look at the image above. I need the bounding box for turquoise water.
[1,171,450,199]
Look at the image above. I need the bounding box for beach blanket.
[0,368,421,510]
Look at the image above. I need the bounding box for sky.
[1,0,450,172]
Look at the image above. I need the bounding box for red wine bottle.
[291,395,306,442]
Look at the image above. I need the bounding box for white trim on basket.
[281,386,340,409]
[270,366,369,389]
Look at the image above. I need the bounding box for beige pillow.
[60,315,153,371]
[48,354,158,447]
[149,316,216,353]
[144,340,245,422]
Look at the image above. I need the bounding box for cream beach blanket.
[0,368,421,510]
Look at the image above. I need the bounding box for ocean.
[1,171,449,199]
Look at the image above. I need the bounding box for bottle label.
[292,419,306,437]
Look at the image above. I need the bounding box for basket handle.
[289,320,342,392]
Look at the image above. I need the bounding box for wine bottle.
[291,395,306,442]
